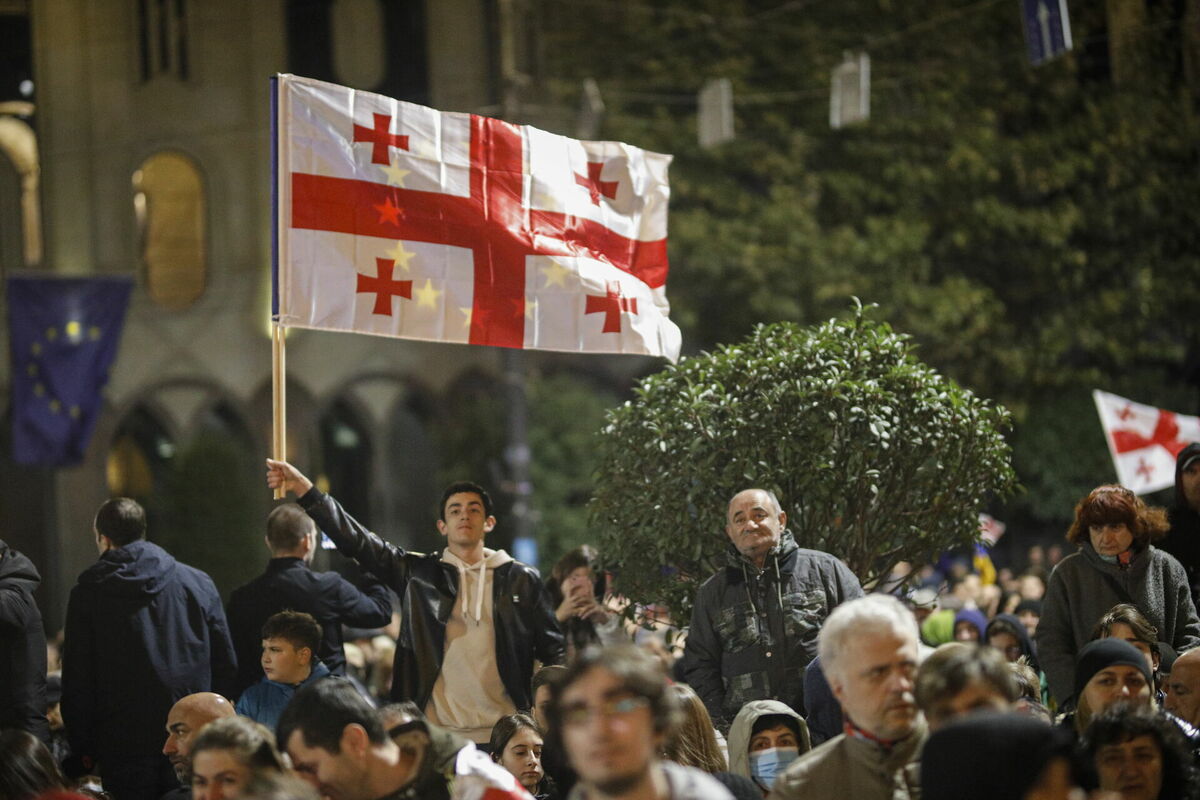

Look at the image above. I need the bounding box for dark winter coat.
[1159,442,1200,605]
[226,556,393,697]
[61,540,236,760]
[681,531,863,728]
[1036,540,1200,707]
[0,539,49,741]
[297,488,564,710]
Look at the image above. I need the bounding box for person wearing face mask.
[663,685,761,800]
[1037,485,1200,709]
[725,700,810,797]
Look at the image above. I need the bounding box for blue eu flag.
[7,276,133,466]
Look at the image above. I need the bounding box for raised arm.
[267,459,413,588]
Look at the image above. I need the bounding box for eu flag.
[7,276,133,466]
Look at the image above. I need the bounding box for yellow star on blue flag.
[6,275,133,465]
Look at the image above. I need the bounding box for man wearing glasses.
[547,644,734,800]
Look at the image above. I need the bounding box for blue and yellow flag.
[7,275,133,465]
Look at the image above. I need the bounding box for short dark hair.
[915,644,1018,725]
[751,713,801,740]
[1083,703,1197,799]
[277,679,386,754]
[1067,485,1169,546]
[532,664,568,699]
[190,716,286,773]
[95,497,146,546]
[438,481,493,520]
[488,713,541,762]
[1092,603,1159,648]
[266,504,315,553]
[261,611,321,655]
[547,644,679,735]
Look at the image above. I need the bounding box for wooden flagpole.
[272,323,286,499]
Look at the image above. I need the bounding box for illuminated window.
[107,405,175,499]
[133,152,206,310]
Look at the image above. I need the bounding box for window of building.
[137,0,190,81]
[133,151,206,310]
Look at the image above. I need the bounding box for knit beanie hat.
[922,713,1077,800]
[1073,638,1153,704]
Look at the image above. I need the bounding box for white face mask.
[749,746,800,789]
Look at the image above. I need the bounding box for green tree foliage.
[536,0,1200,536]
[590,305,1016,622]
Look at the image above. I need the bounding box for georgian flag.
[1093,390,1200,494]
[271,74,680,361]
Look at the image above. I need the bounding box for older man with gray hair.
[682,488,862,729]
[769,593,926,800]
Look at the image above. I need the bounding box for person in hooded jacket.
[0,538,49,742]
[61,498,236,800]
[1160,443,1200,607]
[1036,485,1200,709]
[725,699,811,796]
[266,459,564,747]
[681,489,863,729]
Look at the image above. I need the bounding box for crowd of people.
[1,443,1200,800]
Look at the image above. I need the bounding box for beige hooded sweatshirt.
[424,547,517,743]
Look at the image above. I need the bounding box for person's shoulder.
[658,762,736,800]
[792,548,851,568]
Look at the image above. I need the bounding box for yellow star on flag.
[380,157,411,187]
[525,298,538,319]
[540,261,571,288]
[65,320,82,341]
[460,307,473,328]
[386,241,418,272]
[413,279,442,310]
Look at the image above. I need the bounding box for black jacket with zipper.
[297,487,564,710]
[681,531,863,728]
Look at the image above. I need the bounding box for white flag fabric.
[272,74,681,361]
[1092,389,1200,494]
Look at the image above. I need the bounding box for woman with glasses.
[1037,485,1200,711]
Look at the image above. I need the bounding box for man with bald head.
[161,693,235,798]
[1165,647,1200,727]
[682,488,863,728]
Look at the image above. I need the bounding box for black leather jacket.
[298,488,564,709]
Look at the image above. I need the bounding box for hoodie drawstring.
[474,557,486,623]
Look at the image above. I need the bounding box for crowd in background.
[1,443,1199,800]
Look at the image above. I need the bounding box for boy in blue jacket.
[236,610,330,730]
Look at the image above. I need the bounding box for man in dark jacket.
[681,488,863,729]
[0,538,49,741]
[267,459,564,746]
[62,498,236,800]
[1160,442,1200,604]
[225,503,393,697]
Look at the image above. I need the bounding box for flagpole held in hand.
[272,323,286,500]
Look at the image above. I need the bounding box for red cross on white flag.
[1092,389,1200,494]
[271,74,681,361]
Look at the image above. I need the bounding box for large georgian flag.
[272,74,681,361]
[1093,390,1200,494]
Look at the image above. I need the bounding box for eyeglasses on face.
[561,693,650,727]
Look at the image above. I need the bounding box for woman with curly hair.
[1082,702,1199,800]
[1036,485,1200,709]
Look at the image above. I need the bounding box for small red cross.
[1136,458,1155,482]
[1117,404,1134,421]
[575,161,619,206]
[1112,409,1189,459]
[356,258,412,316]
[585,282,638,333]
[353,113,410,165]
